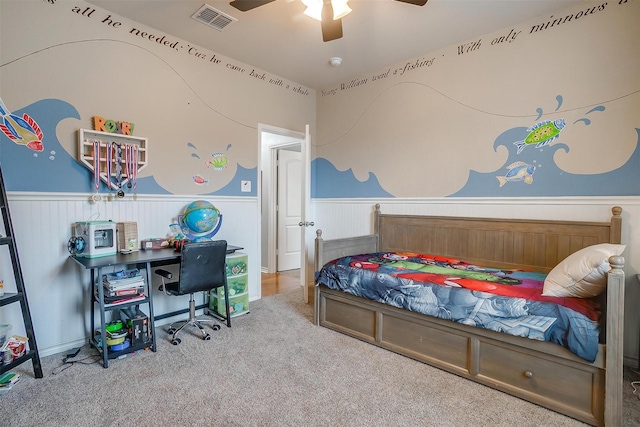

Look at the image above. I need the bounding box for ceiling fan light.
[302,0,351,21]
[302,1,323,21]
[332,0,352,20]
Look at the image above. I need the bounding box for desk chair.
[154,240,231,345]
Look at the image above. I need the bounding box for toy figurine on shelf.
[170,238,188,251]
[166,223,188,251]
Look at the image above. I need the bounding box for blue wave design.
[0,99,89,192]
[205,164,256,196]
[0,99,255,196]
[311,158,393,198]
[450,127,640,197]
[134,175,172,194]
[6,100,637,198]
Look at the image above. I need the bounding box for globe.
[179,200,222,240]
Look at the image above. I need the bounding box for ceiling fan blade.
[321,18,343,42]
[229,0,276,12]
[395,0,428,5]
[321,1,343,42]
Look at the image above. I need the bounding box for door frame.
[258,124,305,275]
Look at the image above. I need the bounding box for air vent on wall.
[191,4,237,31]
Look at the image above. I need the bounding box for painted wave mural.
[0,99,255,196]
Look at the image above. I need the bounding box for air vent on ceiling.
[191,4,237,31]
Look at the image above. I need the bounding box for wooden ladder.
[0,165,43,378]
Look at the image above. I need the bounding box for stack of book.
[0,372,20,394]
[99,269,145,306]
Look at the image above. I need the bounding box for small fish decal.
[205,152,229,170]
[0,98,44,152]
[514,119,565,154]
[497,161,536,187]
[192,175,209,185]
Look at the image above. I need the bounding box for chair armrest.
[154,269,172,279]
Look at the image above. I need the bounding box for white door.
[257,123,311,302]
[276,149,301,271]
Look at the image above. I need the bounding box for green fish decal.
[514,119,565,154]
[206,152,229,170]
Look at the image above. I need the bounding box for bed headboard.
[374,204,622,273]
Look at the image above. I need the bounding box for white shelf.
[78,129,148,191]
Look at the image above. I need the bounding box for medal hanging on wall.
[114,143,125,199]
[124,144,131,189]
[124,144,137,194]
[91,140,102,202]
[106,141,113,197]
[130,144,138,193]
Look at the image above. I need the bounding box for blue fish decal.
[514,119,565,154]
[0,98,44,152]
[497,161,536,187]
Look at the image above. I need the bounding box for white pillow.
[542,243,625,298]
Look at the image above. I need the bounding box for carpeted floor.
[2,289,640,426]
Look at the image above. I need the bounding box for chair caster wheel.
[171,338,181,345]
[212,325,221,331]
[203,334,211,341]
[167,327,176,335]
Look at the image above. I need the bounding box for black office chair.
[154,240,231,345]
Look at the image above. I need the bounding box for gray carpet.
[2,289,640,426]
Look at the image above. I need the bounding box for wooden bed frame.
[314,204,624,426]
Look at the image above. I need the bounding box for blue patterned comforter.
[315,252,601,362]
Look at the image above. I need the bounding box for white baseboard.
[39,338,88,358]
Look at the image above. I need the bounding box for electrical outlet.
[241,180,251,192]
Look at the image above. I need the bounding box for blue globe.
[180,200,222,239]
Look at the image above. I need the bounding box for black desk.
[70,245,242,367]
[71,246,243,270]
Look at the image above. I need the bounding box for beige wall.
[2,0,640,366]
[0,0,316,195]
[315,0,639,198]
[313,0,640,365]
[0,0,315,355]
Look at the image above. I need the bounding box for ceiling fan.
[229,0,428,42]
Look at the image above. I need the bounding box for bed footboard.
[314,229,378,269]
[604,255,625,426]
[314,229,378,325]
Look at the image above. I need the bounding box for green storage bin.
[210,292,249,318]
[226,254,248,277]
[227,276,248,296]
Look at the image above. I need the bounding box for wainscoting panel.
[0,193,258,357]
[3,193,638,364]
[311,197,640,367]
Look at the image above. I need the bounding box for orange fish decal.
[0,98,44,152]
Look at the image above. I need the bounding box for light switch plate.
[241,180,251,192]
